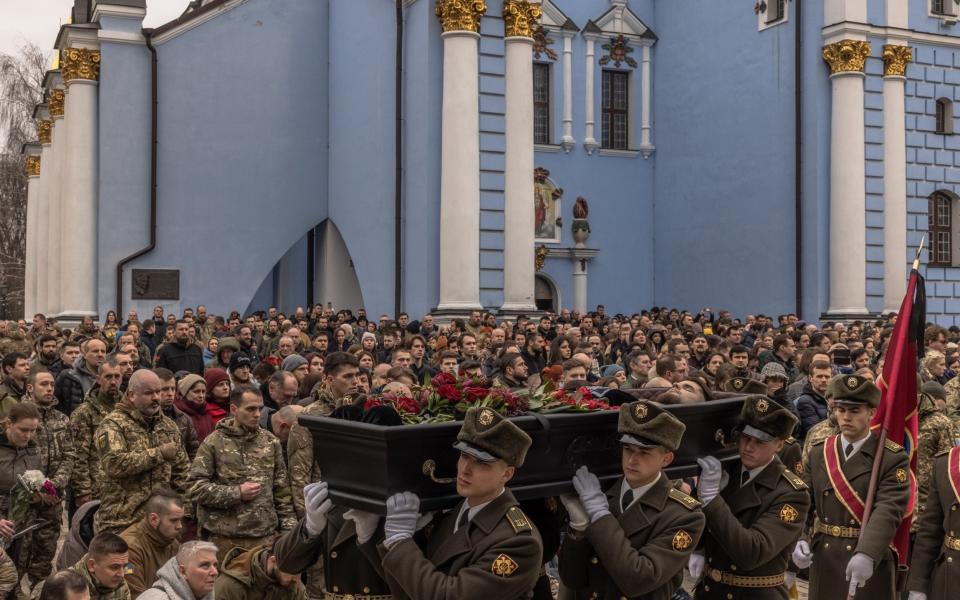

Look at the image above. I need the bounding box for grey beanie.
[282,354,308,372]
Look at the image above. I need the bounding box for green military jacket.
[907,447,960,600]
[214,546,307,600]
[0,431,41,521]
[189,417,296,538]
[286,390,338,518]
[69,385,121,499]
[778,437,803,477]
[93,400,191,533]
[24,399,75,494]
[30,556,131,600]
[0,377,24,420]
[802,432,911,600]
[559,474,705,600]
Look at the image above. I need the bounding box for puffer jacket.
[55,356,99,416]
[139,556,214,600]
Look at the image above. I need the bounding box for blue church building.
[20,0,960,325]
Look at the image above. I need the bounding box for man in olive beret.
[796,374,910,600]
[378,407,543,599]
[558,400,705,599]
[691,395,811,600]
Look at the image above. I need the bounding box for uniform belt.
[815,521,861,538]
[323,592,392,600]
[945,535,960,552]
[705,567,786,588]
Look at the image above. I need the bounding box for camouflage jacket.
[0,378,24,421]
[915,403,957,528]
[30,556,131,600]
[93,400,191,533]
[23,399,75,494]
[0,332,31,357]
[286,390,338,518]
[69,385,122,499]
[215,546,307,600]
[801,416,839,467]
[189,417,296,537]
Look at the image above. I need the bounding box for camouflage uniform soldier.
[801,402,839,466]
[906,446,960,600]
[20,369,75,583]
[915,382,957,530]
[215,542,307,600]
[94,370,191,534]
[0,352,30,419]
[189,385,296,564]
[70,359,124,506]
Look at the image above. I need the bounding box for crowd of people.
[0,303,956,600]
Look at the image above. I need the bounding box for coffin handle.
[528,412,552,452]
[715,429,732,448]
[422,459,457,484]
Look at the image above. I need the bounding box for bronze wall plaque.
[131,269,180,300]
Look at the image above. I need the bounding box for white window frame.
[930,0,959,20]
[757,0,790,31]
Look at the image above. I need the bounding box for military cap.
[617,400,685,452]
[454,407,532,467]
[735,395,798,442]
[725,377,767,396]
[827,374,880,408]
[921,380,947,400]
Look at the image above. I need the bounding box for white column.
[583,35,598,154]
[882,43,911,311]
[501,29,537,313]
[23,148,41,319]
[561,31,574,151]
[46,87,65,318]
[639,42,654,157]
[572,258,587,313]
[435,4,484,314]
[59,46,100,320]
[34,113,52,316]
[824,39,870,316]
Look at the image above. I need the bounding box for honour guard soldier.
[557,400,705,600]
[728,377,803,475]
[691,395,810,600]
[905,446,960,600]
[378,406,543,599]
[794,375,910,600]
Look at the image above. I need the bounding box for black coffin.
[301,396,745,514]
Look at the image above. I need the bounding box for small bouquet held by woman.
[1,470,56,549]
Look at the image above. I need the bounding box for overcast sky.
[0,0,190,57]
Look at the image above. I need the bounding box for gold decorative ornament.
[26,156,41,177]
[61,47,101,84]
[896,468,907,483]
[779,504,799,523]
[882,44,912,77]
[478,408,496,426]
[47,89,65,117]
[672,530,693,551]
[822,40,871,75]
[37,120,52,144]
[846,376,859,390]
[534,245,548,271]
[755,397,769,414]
[435,0,487,33]
[503,0,541,38]
[491,553,519,577]
[634,403,648,420]
[794,461,804,475]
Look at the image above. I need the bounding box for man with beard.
[216,541,306,600]
[688,333,711,371]
[156,321,204,375]
[70,358,124,508]
[729,345,759,380]
[119,490,185,597]
[58,338,107,416]
[156,368,200,460]
[32,335,64,378]
[521,333,546,376]
[0,352,29,418]
[236,325,260,366]
[493,353,529,391]
[94,369,191,534]
[20,369,75,587]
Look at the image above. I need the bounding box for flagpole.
[846,237,923,600]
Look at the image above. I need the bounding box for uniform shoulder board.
[884,439,904,453]
[936,448,952,457]
[668,488,702,510]
[782,469,808,490]
[505,506,532,534]
[785,436,797,444]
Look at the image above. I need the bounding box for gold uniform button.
[363,587,371,594]
[590,557,598,564]
[330,551,338,559]
[730,565,737,571]
[704,585,711,592]
[332,586,339,593]
[948,557,954,563]
[849,519,856,525]
[824,543,830,549]
[846,545,853,551]
[620,597,627,600]
[727,594,733,599]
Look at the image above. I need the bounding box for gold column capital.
[26,156,41,177]
[62,47,101,85]
[822,40,871,75]
[882,44,912,77]
[503,0,541,38]
[38,120,52,145]
[48,89,65,117]
[435,0,487,33]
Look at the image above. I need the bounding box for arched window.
[929,192,953,266]
[936,98,954,134]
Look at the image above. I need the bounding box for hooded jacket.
[174,397,215,444]
[31,556,131,600]
[205,337,240,370]
[55,356,99,416]
[139,556,213,600]
[0,430,42,517]
[56,500,101,571]
[120,518,180,597]
[214,546,306,600]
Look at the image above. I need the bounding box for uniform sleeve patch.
[505,506,532,534]
[794,461,805,475]
[668,488,702,510]
[779,504,800,523]
[672,530,693,551]
[491,553,519,577]
[782,470,808,490]
[896,468,908,483]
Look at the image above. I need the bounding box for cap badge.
[478,409,496,427]
[672,530,693,551]
[755,397,769,414]
[634,403,648,420]
[733,378,744,390]
[846,376,859,390]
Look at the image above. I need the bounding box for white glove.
[688,552,705,579]
[343,509,380,544]
[907,592,926,600]
[845,552,875,596]
[559,494,589,531]
[697,456,723,505]
[384,492,420,548]
[785,571,796,587]
[792,540,813,569]
[572,466,611,523]
[416,512,435,532]
[303,482,332,537]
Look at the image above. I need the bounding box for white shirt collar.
[840,432,871,458]
[619,472,662,510]
[454,488,504,533]
[740,456,775,486]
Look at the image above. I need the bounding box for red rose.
[395,396,421,414]
[431,372,457,387]
[436,384,462,401]
[463,386,489,403]
[364,397,384,410]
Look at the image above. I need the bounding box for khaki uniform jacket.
[69,385,121,499]
[119,519,180,598]
[694,458,810,600]
[0,432,41,519]
[273,511,390,597]
[214,546,307,600]
[778,437,804,477]
[0,378,24,420]
[906,448,960,600]
[24,400,75,493]
[802,432,910,600]
[30,556,132,600]
[286,391,337,518]
[558,474,705,600]
[94,400,191,533]
[379,489,543,600]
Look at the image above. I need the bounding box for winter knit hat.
[361,332,378,344]
[178,373,205,398]
[203,368,230,392]
[282,354,308,372]
[601,364,625,378]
